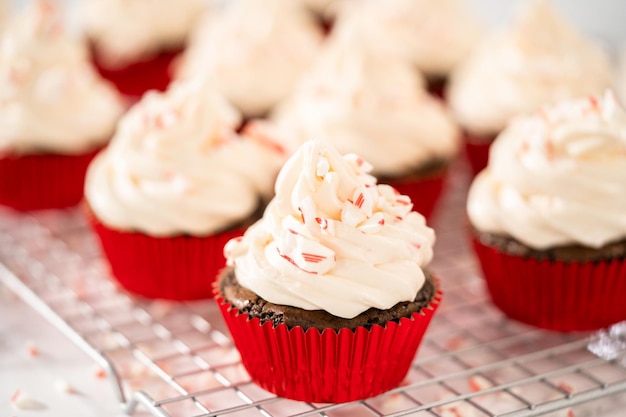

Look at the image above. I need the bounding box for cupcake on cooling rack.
[447,0,613,174]
[264,20,460,218]
[335,0,483,97]
[0,1,124,211]
[216,139,441,403]
[85,78,284,301]
[468,92,626,331]
[80,0,208,98]
[177,0,324,118]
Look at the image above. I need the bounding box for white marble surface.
[0,287,150,417]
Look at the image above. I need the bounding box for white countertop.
[0,287,149,417]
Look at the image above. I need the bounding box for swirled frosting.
[448,0,613,136]
[270,23,459,177]
[468,92,626,249]
[178,0,323,117]
[80,0,208,69]
[225,140,435,319]
[337,0,482,77]
[0,2,124,155]
[85,79,284,236]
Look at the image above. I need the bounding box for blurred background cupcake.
[337,0,483,98]
[0,0,124,211]
[448,0,613,175]
[217,139,441,402]
[467,92,626,331]
[259,19,460,219]
[85,78,284,300]
[79,0,208,99]
[177,0,324,119]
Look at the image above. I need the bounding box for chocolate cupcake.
[216,140,441,403]
[85,78,284,300]
[0,2,124,211]
[448,0,613,174]
[467,92,626,331]
[219,267,437,331]
[80,0,208,98]
[260,18,460,218]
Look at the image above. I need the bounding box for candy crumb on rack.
[468,375,492,392]
[93,366,107,379]
[25,341,39,357]
[435,376,577,417]
[54,379,76,394]
[10,389,47,410]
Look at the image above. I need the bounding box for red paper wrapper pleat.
[89,213,244,300]
[215,284,442,403]
[464,132,496,175]
[383,171,447,219]
[0,148,100,211]
[472,237,626,331]
[92,48,180,99]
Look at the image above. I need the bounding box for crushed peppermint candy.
[316,156,330,178]
[25,341,39,357]
[54,379,76,394]
[93,366,107,379]
[10,389,46,410]
[276,226,335,275]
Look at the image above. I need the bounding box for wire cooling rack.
[1,158,626,417]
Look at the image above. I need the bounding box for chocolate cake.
[378,157,449,184]
[218,267,437,332]
[471,227,626,263]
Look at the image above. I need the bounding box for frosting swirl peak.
[86,79,283,236]
[271,21,459,176]
[468,92,626,249]
[226,140,435,319]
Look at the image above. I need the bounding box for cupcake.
[177,0,323,118]
[80,0,208,98]
[216,140,441,403]
[85,78,284,300]
[336,0,483,97]
[0,1,124,211]
[447,0,613,174]
[264,21,460,218]
[467,92,626,331]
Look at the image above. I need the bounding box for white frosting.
[85,79,284,236]
[270,24,459,177]
[337,0,482,77]
[468,92,626,249]
[178,0,323,117]
[0,2,124,155]
[226,140,435,319]
[80,0,208,69]
[298,0,345,18]
[448,0,613,136]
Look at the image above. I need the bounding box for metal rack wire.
[1,160,625,417]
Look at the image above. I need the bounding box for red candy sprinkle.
[301,253,327,263]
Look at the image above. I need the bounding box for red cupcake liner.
[464,132,496,176]
[88,211,245,300]
[215,282,442,403]
[91,47,180,99]
[472,237,626,332]
[383,170,447,219]
[0,148,101,211]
